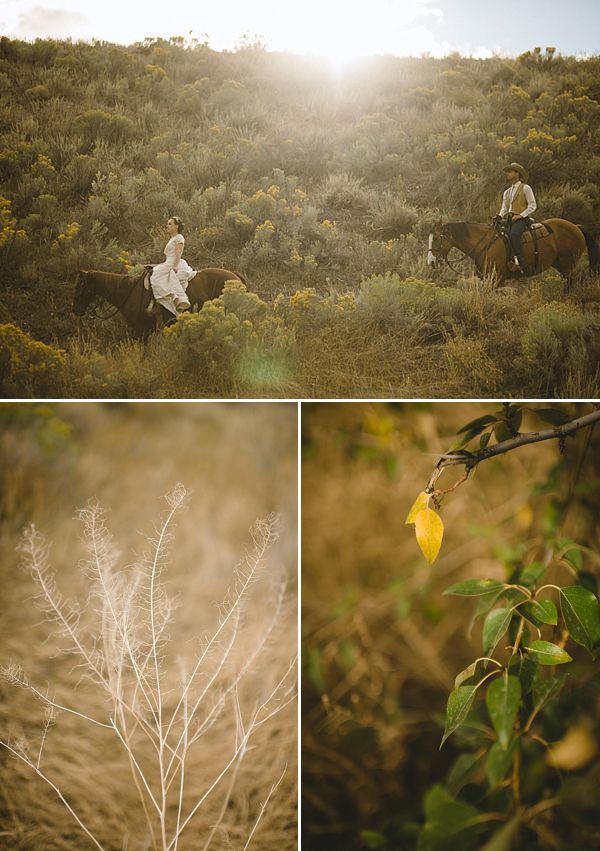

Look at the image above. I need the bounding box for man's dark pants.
[509,217,531,265]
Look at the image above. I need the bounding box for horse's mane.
[444,222,479,242]
[83,269,144,286]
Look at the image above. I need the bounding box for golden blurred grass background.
[301,401,600,850]
[0,401,298,851]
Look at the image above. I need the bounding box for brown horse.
[73,267,248,340]
[427,218,600,284]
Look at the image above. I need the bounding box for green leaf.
[486,674,521,750]
[440,686,477,748]
[414,508,444,564]
[303,646,325,693]
[446,752,484,794]
[508,655,539,695]
[444,579,506,597]
[493,421,513,444]
[531,673,568,717]
[486,738,518,789]
[578,571,598,595]
[507,405,523,428]
[360,830,388,849]
[447,429,478,451]
[493,408,522,444]
[516,562,547,588]
[454,660,479,689]
[505,587,529,607]
[421,785,486,850]
[482,607,513,658]
[533,406,572,426]
[518,598,557,628]
[480,812,523,851]
[556,538,583,571]
[472,588,507,619]
[339,638,355,671]
[560,585,600,658]
[406,490,429,524]
[457,414,498,434]
[528,640,572,665]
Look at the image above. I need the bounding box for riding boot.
[509,218,529,277]
[508,256,525,277]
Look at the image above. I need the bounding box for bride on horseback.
[149,216,193,315]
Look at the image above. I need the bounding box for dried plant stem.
[243,764,288,851]
[1,487,296,851]
[1,741,106,851]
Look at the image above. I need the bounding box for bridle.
[428,225,467,274]
[429,222,499,273]
[79,273,146,323]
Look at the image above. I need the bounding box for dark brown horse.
[427,218,600,284]
[73,267,248,340]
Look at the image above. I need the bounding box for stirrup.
[508,259,525,277]
[147,300,163,317]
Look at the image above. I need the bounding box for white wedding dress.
[150,234,194,315]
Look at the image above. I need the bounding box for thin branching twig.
[1,486,297,851]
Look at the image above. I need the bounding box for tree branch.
[425,407,600,494]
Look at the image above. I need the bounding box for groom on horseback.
[498,162,537,275]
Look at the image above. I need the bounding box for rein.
[92,302,122,320]
[441,252,469,275]
[87,274,143,320]
[441,222,498,271]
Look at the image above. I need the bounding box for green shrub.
[542,188,596,232]
[316,173,371,213]
[368,195,419,239]
[357,273,464,336]
[73,109,137,148]
[520,301,599,395]
[163,281,295,396]
[62,155,99,199]
[24,84,50,101]
[275,287,356,331]
[0,323,66,397]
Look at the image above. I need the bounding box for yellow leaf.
[414,508,444,564]
[405,491,429,524]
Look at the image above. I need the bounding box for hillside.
[1,38,599,397]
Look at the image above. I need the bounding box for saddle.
[143,264,155,290]
[143,265,156,314]
[521,222,553,243]
[495,220,553,275]
[496,220,553,241]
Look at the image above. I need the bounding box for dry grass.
[0,402,298,851]
[6,264,600,400]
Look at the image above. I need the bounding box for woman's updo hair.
[171,215,184,233]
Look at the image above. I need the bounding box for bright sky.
[2,0,600,67]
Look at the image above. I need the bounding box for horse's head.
[72,270,96,315]
[427,220,453,268]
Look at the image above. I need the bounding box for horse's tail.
[234,271,248,288]
[578,226,600,273]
